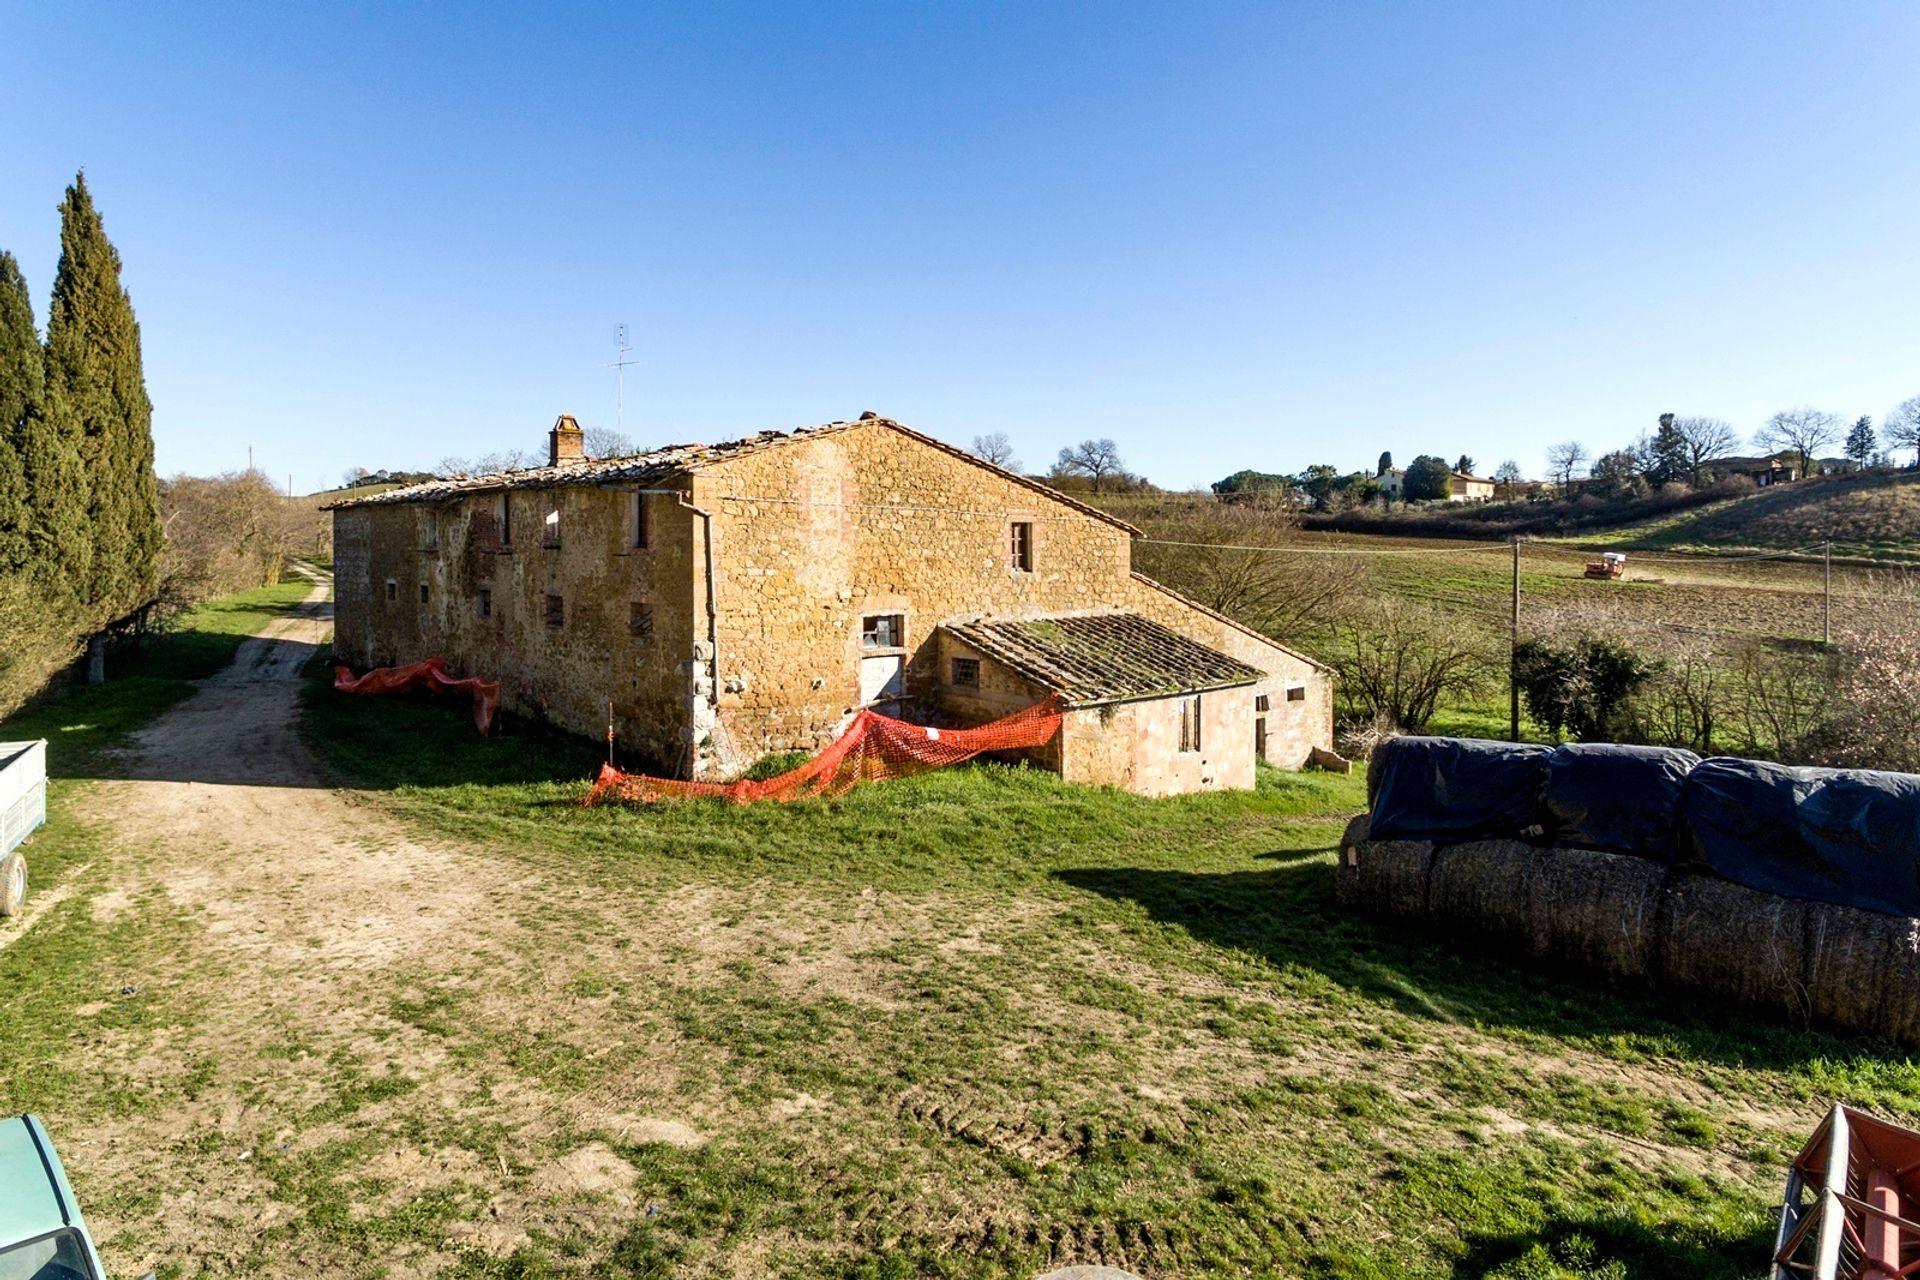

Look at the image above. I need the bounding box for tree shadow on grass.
[1052,859,1907,1074]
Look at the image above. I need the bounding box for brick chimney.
[549,414,585,466]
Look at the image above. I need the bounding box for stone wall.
[691,423,1138,776]
[1058,690,1255,796]
[332,485,699,772]
[1120,574,1332,768]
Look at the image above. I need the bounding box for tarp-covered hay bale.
[1659,875,1810,1019]
[1368,736,1551,842]
[1335,827,1435,922]
[1427,839,1535,941]
[1539,743,1698,860]
[1525,844,1665,982]
[1681,758,1920,918]
[1803,903,1920,1045]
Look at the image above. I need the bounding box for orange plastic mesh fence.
[582,695,1064,805]
[333,656,502,736]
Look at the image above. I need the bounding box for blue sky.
[3,2,1917,492]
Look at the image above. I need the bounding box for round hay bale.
[1802,902,1920,1047]
[1657,874,1810,1018]
[1426,839,1535,944]
[1341,812,1371,851]
[1334,836,1434,921]
[1524,845,1666,983]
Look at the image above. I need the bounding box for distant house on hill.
[1711,456,1799,487]
[1374,466,1494,502]
[326,413,1333,796]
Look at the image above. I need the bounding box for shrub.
[1513,637,1655,742]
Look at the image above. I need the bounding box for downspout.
[600,484,722,772]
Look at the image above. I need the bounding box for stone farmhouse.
[328,413,1334,796]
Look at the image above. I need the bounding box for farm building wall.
[330,488,699,772]
[688,424,1139,776]
[1058,690,1256,797]
[1120,575,1330,769]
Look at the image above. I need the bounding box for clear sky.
[4,2,1917,492]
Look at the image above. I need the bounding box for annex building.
[328,414,1333,796]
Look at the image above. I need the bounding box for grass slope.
[1553,472,1920,563]
[278,666,1920,1278]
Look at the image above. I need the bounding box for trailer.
[1774,1103,1920,1279]
[0,739,46,918]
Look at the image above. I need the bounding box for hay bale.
[1524,845,1666,983]
[1368,736,1550,842]
[1802,902,1920,1047]
[1426,839,1535,943]
[1658,874,1810,1018]
[1335,837,1434,921]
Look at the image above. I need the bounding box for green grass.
[274,660,1920,1277]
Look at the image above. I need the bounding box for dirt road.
[77,568,560,1275]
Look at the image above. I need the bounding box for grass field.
[262,663,1920,1278]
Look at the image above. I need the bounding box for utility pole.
[605,324,638,434]
[1823,540,1832,646]
[1510,537,1522,742]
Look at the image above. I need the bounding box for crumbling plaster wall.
[332,485,698,772]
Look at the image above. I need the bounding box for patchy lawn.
[286,665,1909,1278]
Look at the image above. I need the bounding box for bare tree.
[583,426,635,459]
[1326,596,1494,732]
[971,432,1020,471]
[1671,415,1738,487]
[1493,459,1523,497]
[1545,441,1589,490]
[341,465,371,487]
[1885,396,1920,469]
[473,448,533,474]
[1052,438,1127,493]
[436,455,472,477]
[1131,498,1364,646]
[1755,407,1841,480]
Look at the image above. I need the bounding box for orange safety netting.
[333,656,501,735]
[582,695,1064,805]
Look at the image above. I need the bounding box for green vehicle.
[0,1116,109,1280]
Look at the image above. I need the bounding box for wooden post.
[1823,541,1832,647]
[1509,538,1521,742]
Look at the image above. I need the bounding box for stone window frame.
[860,613,907,652]
[422,508,439,554]
[1179,694,1203,754]
[495,492,514,549]
[544,594,564,628]
[476,588,493,620]
[950,656,981,688]
[1286,684,1307,702]
[384,578,398,605]
[626,491,651,552]
[1007,519,1035,574]
[541,493,562,549]
[1255,693,1271,712]
[417,582,430,606]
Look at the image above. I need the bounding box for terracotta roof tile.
[943,612,1264,705]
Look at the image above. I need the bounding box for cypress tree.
[44,173,161,624]
[0,252,38,572]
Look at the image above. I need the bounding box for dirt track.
[77,568,557,1275]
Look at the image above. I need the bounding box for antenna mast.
[605,324,638,433]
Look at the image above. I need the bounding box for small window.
[950,657,980,688]
[477,588,492,619]
[1009,521,1033,572]
[496,494,512,546]
[1286,685,1307,702]
[861,614,904,649]
[418,583,429,605]
[423,510,439,552]
[384,579,398,604]
[1255,693,1271,713]
[628,601,654,641]
[542,497,561,548]
[544,594,564,628]
[1179,694,1203,753]
[631,492,650,549]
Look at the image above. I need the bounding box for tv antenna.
[604,324,639,433]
